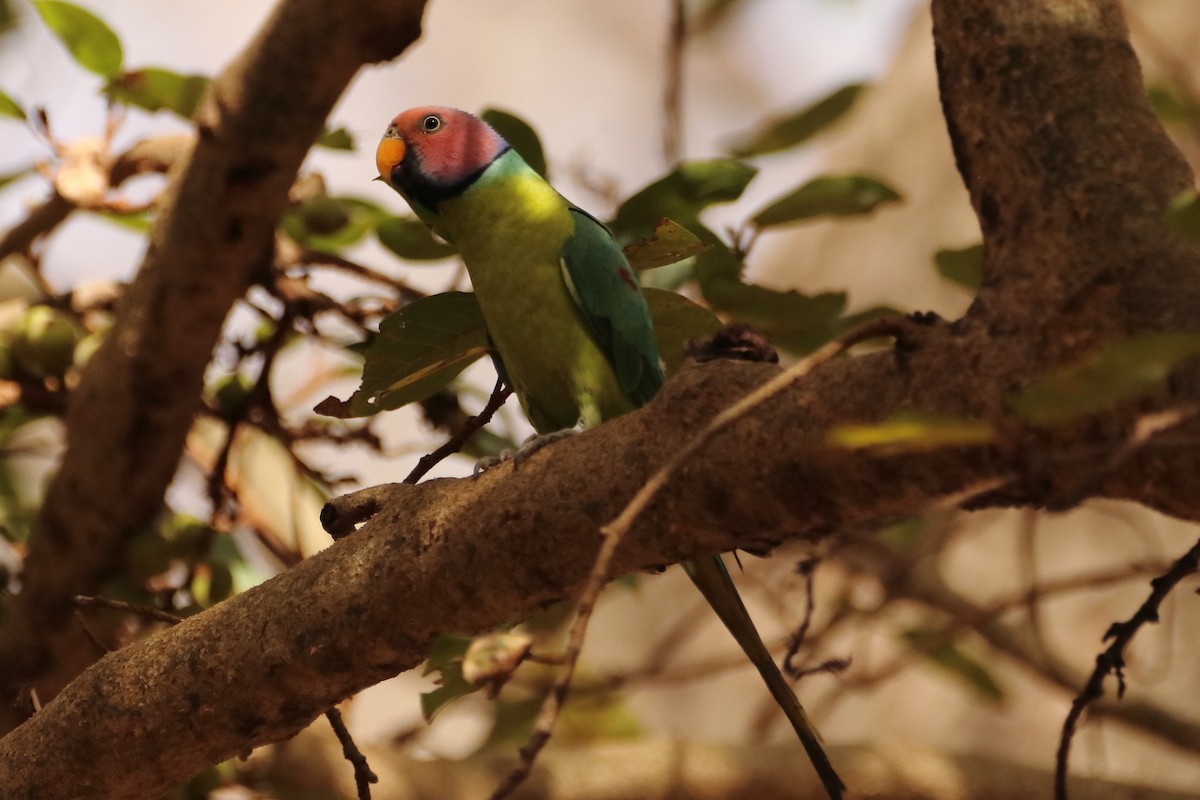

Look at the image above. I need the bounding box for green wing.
[560,207,664,409]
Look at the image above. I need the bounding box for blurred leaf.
[105,68,208,118]
[753,174,901,228]
[829,410,994,453]
[420,634,479,721]
[729,84,865,157]
[315,292,490,418]
[622,218,709,271]
[484,696,543,748]
[902,628,1005,703]
[697,248,847,354]
[376,215,457,261]
[424,633,474,674]
[0,88,25,121]
[92,208,151,232]
[644,288,722,374]
[282,195,386,253]
[1147,84,1200,126]
[935,243,983,291]
[558,688,642,742]
[481,108,546,178]
[835,304,904,333]
[34,0,123,78]
[611,159,757,238]
[315,126,355,150]
[1166,190,1200,246]
[0,166,33,190]
[1011,332,1200,427]
[420,660,479,722]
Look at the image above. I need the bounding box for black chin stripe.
[398,144,511,210]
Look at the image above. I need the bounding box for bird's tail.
[684,555,846,800]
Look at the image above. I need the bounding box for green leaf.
[729,84,866,157]
[644,288,722,374]
[420,634,480,721]
[828,410,994,453]
[282,195,387,253]
[622,218,710,271]
[1147,84,1200,126]
[314,292,490,418]
[34,0,123,78]
[316,127,355,151]
[105,67,208,118]
[0,89,25,121]
[611,159,757,238]
[902,628,1005,703]
[376,216,457,261]
[1011,332,1200,427]
[934,243,983,291]
[1166,190,1200,246]
[481,108,546,178]
[752,174,901,228]
[420,660,480,721]
[423,633,474,675]
[697,250,847,354]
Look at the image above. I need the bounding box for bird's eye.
[421,115,442,132]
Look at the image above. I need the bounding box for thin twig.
[405,377,512,484]
[1054,537,1200,800]
[325,706,378,800]
[783,557,820,677]
[72,594,183,626]
[662,0,687,165]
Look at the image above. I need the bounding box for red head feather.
[377,107,508,205]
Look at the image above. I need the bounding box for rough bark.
[0,0,428,714]
[1,0,1198,797]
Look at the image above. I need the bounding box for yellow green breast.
[439,156,633,433]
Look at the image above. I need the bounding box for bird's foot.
[472,429,579,476]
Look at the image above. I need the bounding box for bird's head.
[376,107,508,203]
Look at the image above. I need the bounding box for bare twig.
[72,595,183,627]
[783,557,820,677]
[662,0,687,165]
[1054,537,1200,800]
[325,706,378,800]
[404,377,512,484]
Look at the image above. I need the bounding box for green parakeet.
[376,106,844,799]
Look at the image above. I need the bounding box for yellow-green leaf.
[0,89,25,121]
[34,0,123,78]
[753,174,901,228]
[644,288,722,374]
[729,84,865,157]
[829,410,994,453]
[283,195,386,253]
[935,243,983,291]
[105,67,208,118]
[315,292,490,418]
[1166,190,1200,246]
[622,218,710,271]
[316,126,355,151]
[376,216,457,261]
[1011,332,1200,427]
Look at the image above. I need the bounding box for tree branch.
[0,0,427,714]
[1,0,1199,796]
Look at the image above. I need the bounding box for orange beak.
[376,136,406,182]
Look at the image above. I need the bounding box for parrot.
[375,106,844,800]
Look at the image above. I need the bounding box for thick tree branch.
[2,0,1199,796]
[0,0,427,711]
